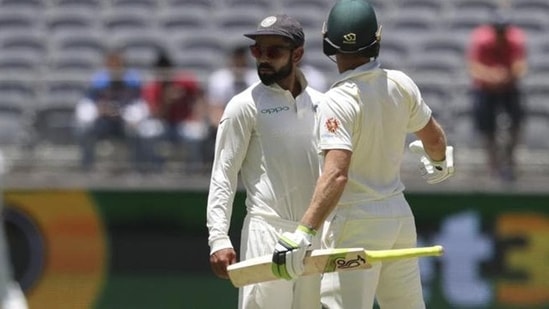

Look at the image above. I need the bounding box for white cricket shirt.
[318,60,432,203]
[207,70,326,254]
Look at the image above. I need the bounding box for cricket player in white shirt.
[206,14,327,309]
[271,1,455,308]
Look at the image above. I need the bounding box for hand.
[272,225,315,280]
[210,248,237,279]
[409,140,455,184]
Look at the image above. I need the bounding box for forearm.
[301,171,346,231]
[300,149,350,231]
[416,117,447,162]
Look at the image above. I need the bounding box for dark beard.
[257,57,293,86]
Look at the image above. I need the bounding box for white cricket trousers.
[238,215,321,309]
[321,194,426,309]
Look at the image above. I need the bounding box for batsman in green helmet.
[271,1,455,308]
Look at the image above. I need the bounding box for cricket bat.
[228,245,444,287]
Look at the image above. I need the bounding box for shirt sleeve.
[318,82,361,152]
[206,96,255,254]
[396,73,432,133]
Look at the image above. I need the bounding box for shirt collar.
[261,68,309,96]
[334,59,381,85]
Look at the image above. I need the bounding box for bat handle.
[365,245,444,263]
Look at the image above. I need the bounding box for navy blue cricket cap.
[244,14,305,47]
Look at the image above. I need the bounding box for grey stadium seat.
[114,30,166,69]
[0,7,43,35]
[158,7,213,34]
[103,8,157,35]
[51,30,106,57]
[0,104,27,146]
[45,7,101,35]
[33,98,78,146]
[48,50,102,76]
[0,50,43,76]
[0,30,47,59]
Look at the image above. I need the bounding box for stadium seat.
[0,50,43,76]
[523,115,549,149]
[110,0,158,11]
[0,76,37,104]
[48,50,102,76]
[45,7,101,35]
[453,0,498,15]
[0,7,43,35]
[55,0,102,9]
[43,72,89,105]
[166,0,213,10]
[388,12,440,40]
[289,9,325,31]
[510,12,547,37]
[0,104,27,146]
[511,0,549,15]
[103,8,157,35]
[158,7,213,34]
[113,30,166,69]
[33,98,78,146]
[0,0,44,10]
[172,31,228,64]
[51,30,106,59]
[0,30,47,59]
[378,35,412,69]
[215,8,266,38]
[223,0,272,11]
[396,0,445,16]
[446,11,492,38]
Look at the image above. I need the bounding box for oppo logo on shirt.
[261,106,290,114]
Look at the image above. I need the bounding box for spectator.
[74,48,150,172]
[140,49,209,173]
[205,44,258,164]
[466,11,528,182]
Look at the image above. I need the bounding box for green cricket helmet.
[323,0,382,57]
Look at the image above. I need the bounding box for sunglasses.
[249,44,294,59]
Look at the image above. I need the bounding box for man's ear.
[293,46,304,64]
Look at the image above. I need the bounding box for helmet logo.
[342,33,356,45]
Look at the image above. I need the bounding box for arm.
[271,148,351,280]
[206,99,254,279]
[300,148,351,231]
[410,116,454,184]
[414,116,447,162]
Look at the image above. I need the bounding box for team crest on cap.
[325,117,340,133]
[260,16,277,27]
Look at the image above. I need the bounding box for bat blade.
[227,245,443,287]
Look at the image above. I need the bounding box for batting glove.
[272,225,315,280]
[409,140,455,184]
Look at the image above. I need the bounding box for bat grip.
[365,245,444,263]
